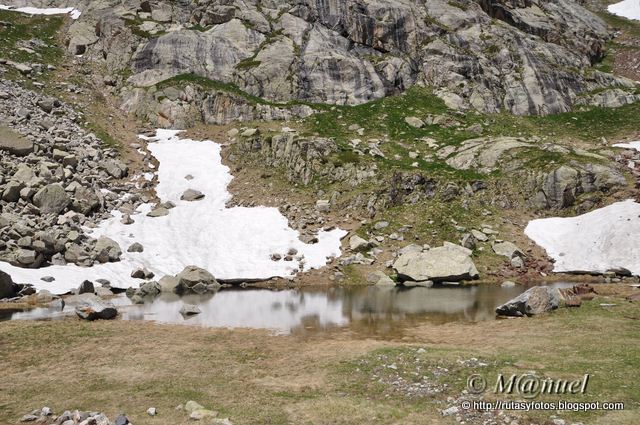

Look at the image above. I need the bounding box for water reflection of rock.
[3,284,575,336]
[335,285,524,325]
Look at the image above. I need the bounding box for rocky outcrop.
[393,242,480,283]
[120,83,315,128]
[439,136,628,210]
[25,0,638,119]
[530,163,627,210]
[238,131,376,186]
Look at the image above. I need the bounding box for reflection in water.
[2,283,575,335]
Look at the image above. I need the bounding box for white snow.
[608,0,640,21]
[525,199,640,275]
[613,141,640,151]
[0,130,346,294]
[0,4,81,19]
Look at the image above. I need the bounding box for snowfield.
[0,130,346,294]
[608,0,640,21]
[0,4,81,19]
[525,200,640,275]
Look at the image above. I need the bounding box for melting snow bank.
[525,200,640,275]
[608,0,640,21]
[0,130,346,294]
[0,4,81,19]
[614,141,640,151]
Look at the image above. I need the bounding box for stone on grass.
[349,235,371,252]
[495,286,561,317]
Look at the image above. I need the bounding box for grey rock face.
[496,286,561,317]
[83,0,637,122]
[393,242,479,283]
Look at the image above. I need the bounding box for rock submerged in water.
[496,286,561,317]
[393,242,479,283]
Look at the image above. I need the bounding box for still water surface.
[1,283,575,335]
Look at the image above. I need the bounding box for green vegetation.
[0,10,64,72]
[340,298,640,424]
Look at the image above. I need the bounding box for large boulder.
[175,266,220,292]
[393,242,479,283]
[0,126,33,156]
[0,270,16,299]
[75,294,118,320]
[496,286,561,317]
[33,184,70,215]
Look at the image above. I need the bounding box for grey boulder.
[75,295,118,320]
[393,242,479,283]
[33,184,71,215]
[175,266,220,292]
[496,286,561,317]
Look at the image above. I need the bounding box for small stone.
[181,189,205,201]
[146,407,157,416]
[78,280,95,294]
[127,242,144,253]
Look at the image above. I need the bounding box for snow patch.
[613,141,640,151]
[0,130,346,294]
[525,200,640,275]
[0,4,81,19]
[608,0,640,21]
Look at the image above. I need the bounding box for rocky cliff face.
[8,0,638,124]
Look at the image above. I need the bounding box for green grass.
[338,298,640,424]
[0,10,64,78]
